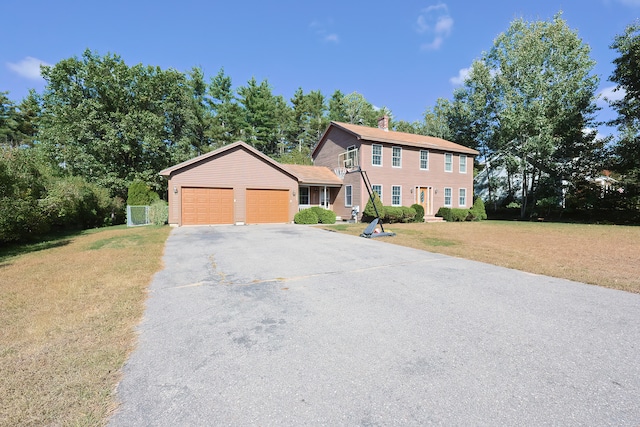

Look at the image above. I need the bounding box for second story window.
[459,155,467,173]
[392,147,402,168]
[420,150,429,170]
[372,144,382,166]
[445,153,453,172]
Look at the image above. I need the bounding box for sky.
[2,0,639,139]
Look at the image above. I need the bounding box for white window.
[459,188,467,207]
[392,185,401,206]
[372,144,382,166]
[444,187,452,206]
[445,153,453,172]
[372,184,382,203]
[299,187,309,205]
[345,185,352,207]
[392,147,402,168]
[420,150,429,170]
[459,155,467,174]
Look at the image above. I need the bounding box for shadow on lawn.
[0,232,80,267]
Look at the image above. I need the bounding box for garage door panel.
[182,188,233,225]
[246,189,289,224]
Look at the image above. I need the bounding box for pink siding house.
[159,118,478,226]
[312,117,479,221]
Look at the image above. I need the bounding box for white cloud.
[450,67,470,85]
[310,19,339,44]
[417,3,454,51]
[7,56,51,80]
[599,85,625,104]
[324,33,339,43]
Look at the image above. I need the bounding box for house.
[159,117,478,226]
[312,117,479,220]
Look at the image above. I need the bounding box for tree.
[342,92,379,126]
[289,88,328,154]
[608,22,640,207]
[328,90,347,122]
[237,77,281,155]
[208,67,246,147]
[454,13,602,217]
[38,49,200,198]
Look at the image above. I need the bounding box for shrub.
[384,206,404,223]
[294,208,319,224]
[310,206,336,224]
[379,206,417,224]
[436,207,467,222]
[468,197,487,221]
[149,199,169,225]
[411,203,425,222]
[362,191,385,221]
[127,180,159,206]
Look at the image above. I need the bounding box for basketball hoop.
[334,167,347,180]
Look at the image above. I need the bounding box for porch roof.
[282,164,343,187]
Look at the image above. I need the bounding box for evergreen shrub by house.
[362,192,385,222]
[411,203,425,222]
[310,206,336,224]
[294,208,319,224]
[436,198,488,222]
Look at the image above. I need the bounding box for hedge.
[436,197,488,222]
[294,208,319,224]
[411,203,425,222]
[309,206,337,224]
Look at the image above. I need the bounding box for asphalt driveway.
[110,224,640,426]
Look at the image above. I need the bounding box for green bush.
[383,206,403,223]
[149,199,169,225]
[294,208,319,224]
[468,197,487,221]
[310,206,336,224]
[362,191,385,221]
[437,205,485,222]
[402,206,417,223]
[127,180,159,206]
[411,203,425,222]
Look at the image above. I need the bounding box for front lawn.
[0,225,171,426]
[323,221,640,293]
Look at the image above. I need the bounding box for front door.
[418,187,432,217]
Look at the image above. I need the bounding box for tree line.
[1,13,639,242]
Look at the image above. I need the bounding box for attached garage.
[181,187,234,225]
[246,189,290,224]
[160,141,300,226]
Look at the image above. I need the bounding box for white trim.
[459,188,467,207]
[391,185,402,206]
[372,184,383,204]
[299,186,310,205]
[372,144,382,167]
[392,146,402,168]
[459,154,467,174]
[444,153,453,173]
[420,149,429,170]
[345,185,353,207]
[444,187,453,207]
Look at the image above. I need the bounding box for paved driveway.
[110,224,640,426]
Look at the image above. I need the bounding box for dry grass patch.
[324,221,640,293]
[0,225,171,426]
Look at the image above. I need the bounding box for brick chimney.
[377,115,389,131]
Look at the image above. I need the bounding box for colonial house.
[312,117,479,220]
[159,117,478,226]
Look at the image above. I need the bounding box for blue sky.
[2,0,638,139]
